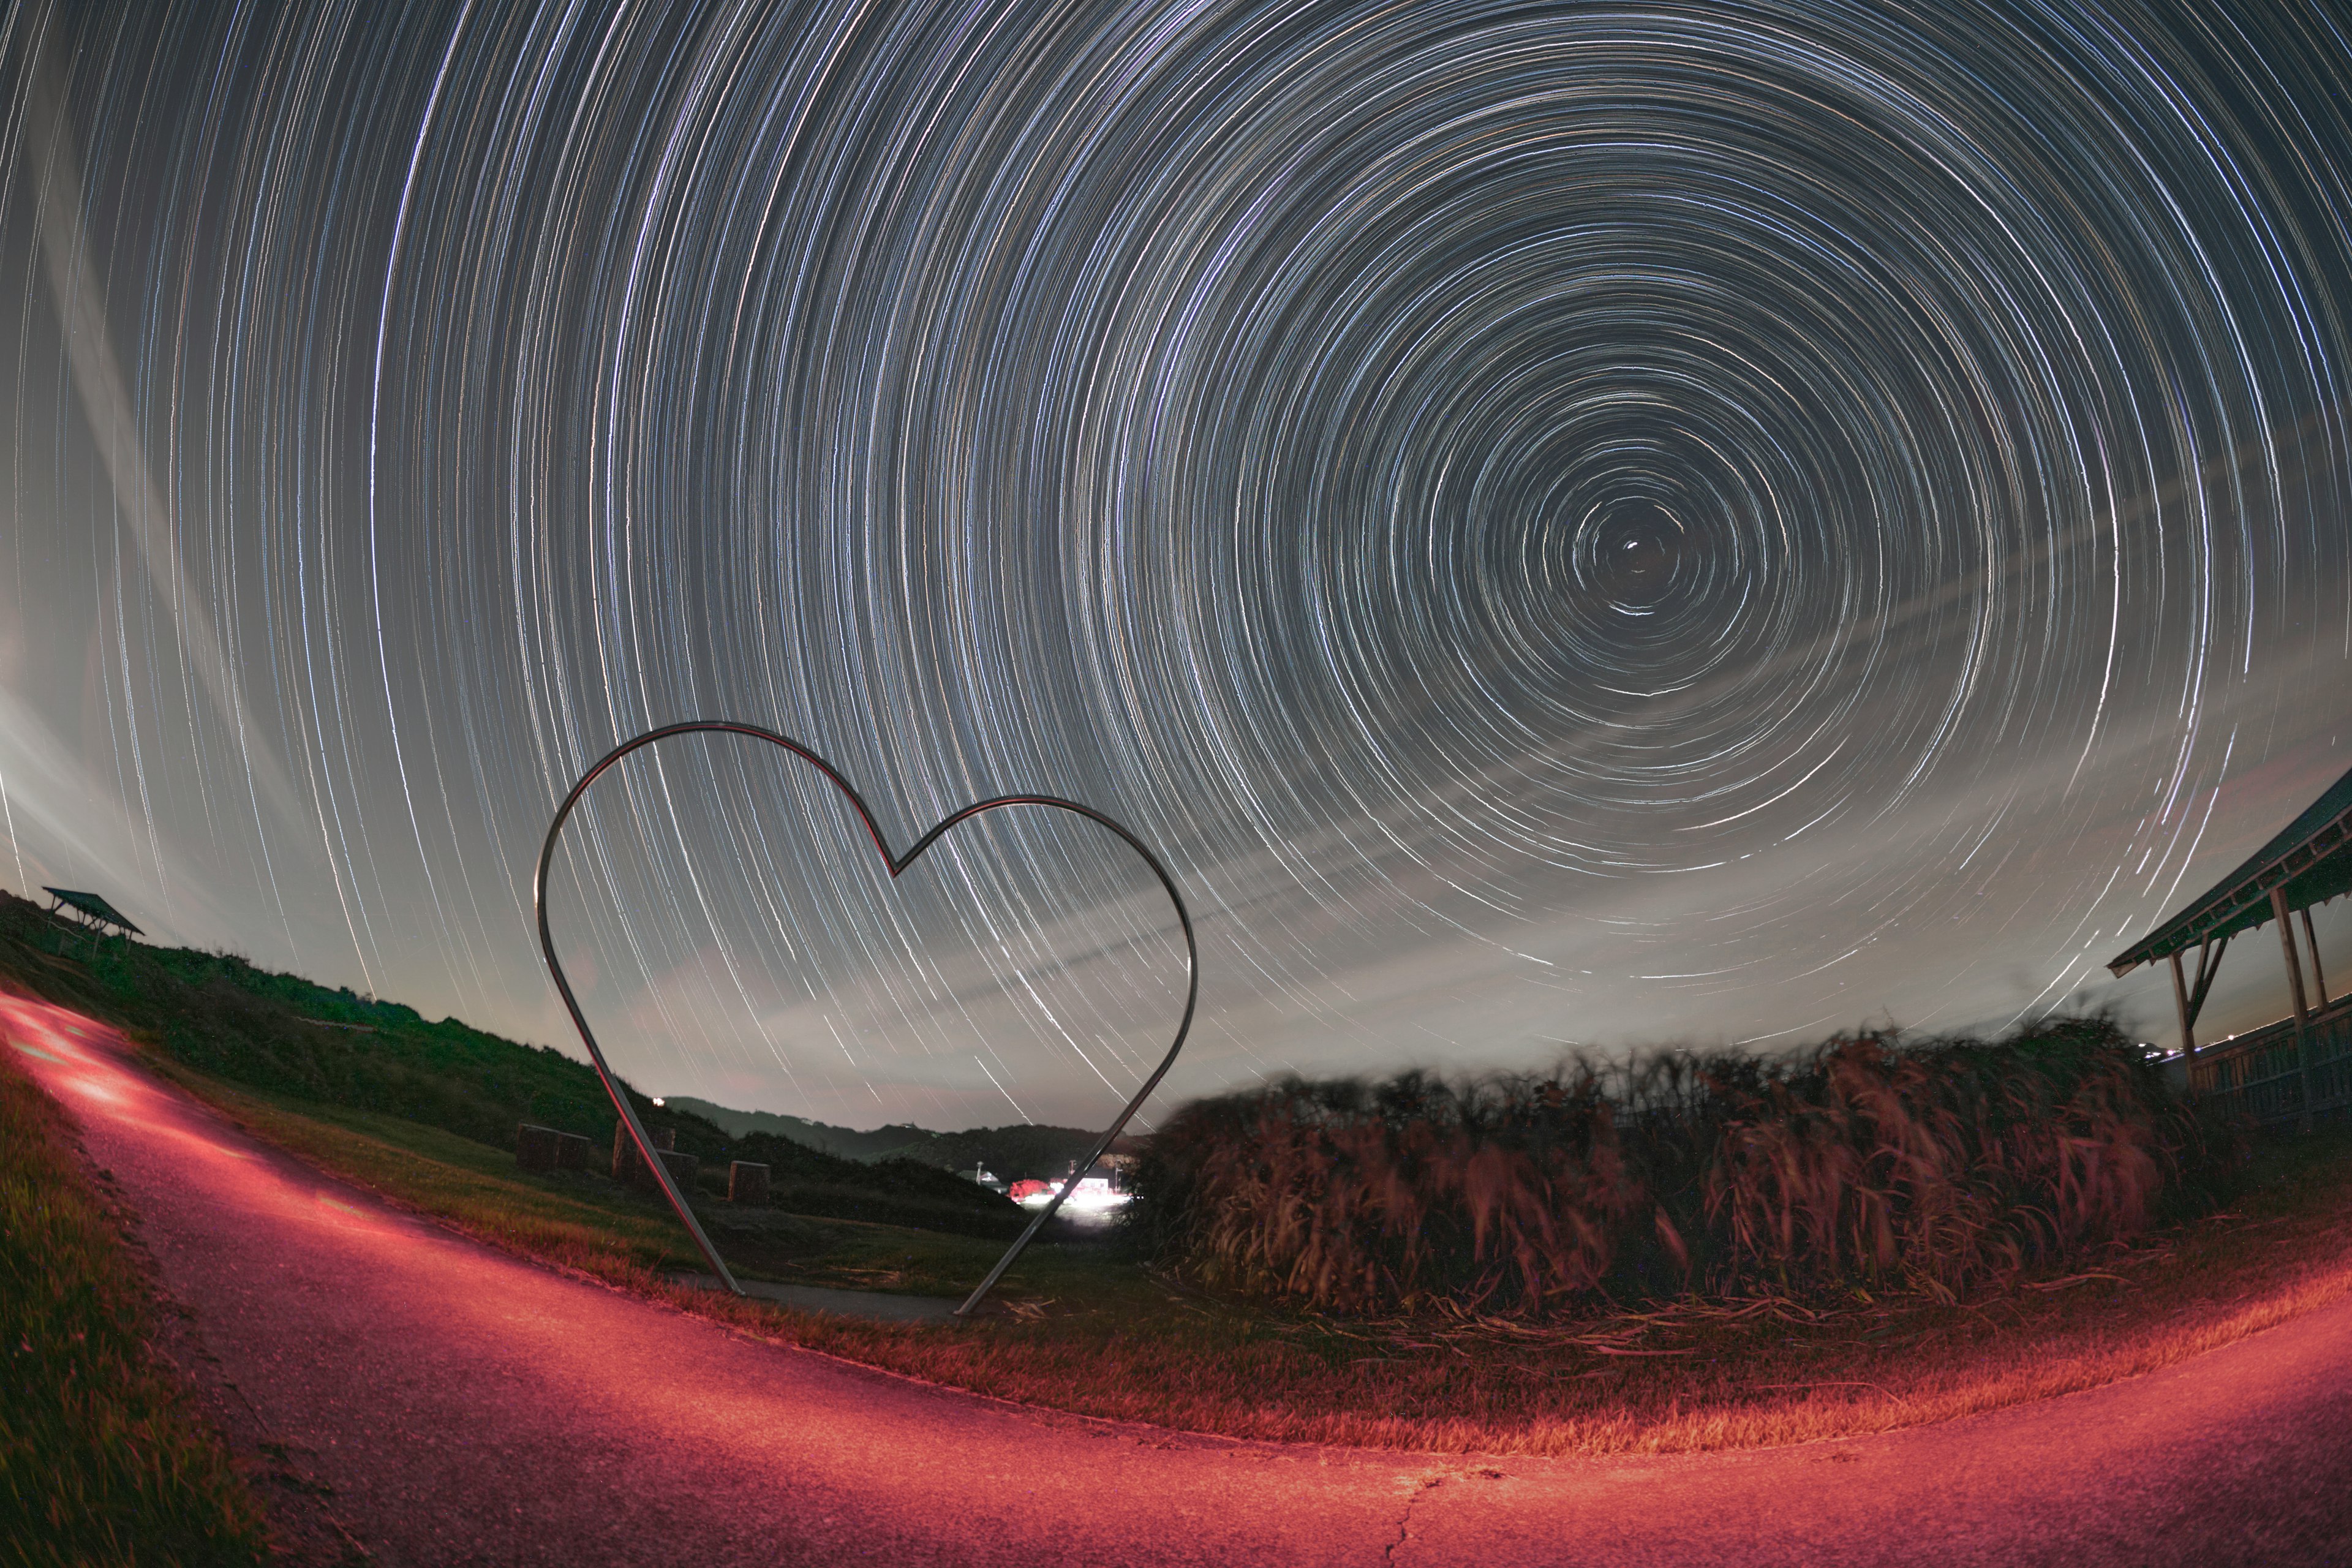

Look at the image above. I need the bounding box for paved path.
[7,991,2350,1566]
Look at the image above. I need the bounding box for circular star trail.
[2,0,2349,1127]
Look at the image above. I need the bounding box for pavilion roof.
[2106,762,2352,976]
[41,886,143,936]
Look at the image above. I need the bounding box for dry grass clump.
[1129,1066,1640,1313]
[1132,1016,2220,1316]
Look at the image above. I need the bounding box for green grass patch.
[150,1063,1083,1301]
[0,1048,270,1566]
[159,1052,2352,1457]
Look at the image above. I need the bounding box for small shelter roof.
[41,886,143,936]
[2106,763,2352,976]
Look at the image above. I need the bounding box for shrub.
[1131,1017,2218,1317]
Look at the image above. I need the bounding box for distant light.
[651,1096,665,1107]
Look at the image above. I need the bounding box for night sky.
[3,0,2349,1132]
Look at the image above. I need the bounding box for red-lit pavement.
[7,991,2348,1567]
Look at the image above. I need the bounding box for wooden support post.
[2170,949,2197,1063]
[2274,886,2315,1132]
[2300,906,2329,1011]
[2275,886,2311,1023]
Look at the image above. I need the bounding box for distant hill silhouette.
[666,1097,1133,1183]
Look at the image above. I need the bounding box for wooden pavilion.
[40,886,143,954]
[2106,764,2352,1128]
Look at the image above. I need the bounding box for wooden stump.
[515,1123,562,1173]
[611,1121,678,1183]
[655,1149,701,1194]
[728,1161,771,1205]
[554,1131,592,1170]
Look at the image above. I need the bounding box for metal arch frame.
[533,719,1199,1320]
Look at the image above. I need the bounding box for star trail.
[2,0,2348,1130]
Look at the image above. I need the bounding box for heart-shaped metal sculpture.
[535,720,1197,1319]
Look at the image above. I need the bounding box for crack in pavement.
[1385,1464,1519,1563]
[1384,1473,1444,1563]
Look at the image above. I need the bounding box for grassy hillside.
[0,889,1023,1236]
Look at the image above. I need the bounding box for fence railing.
[2189,996,2352,1127]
